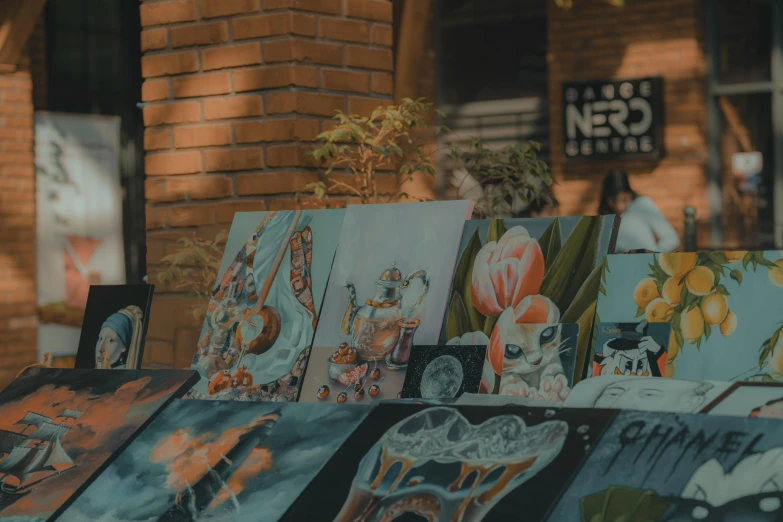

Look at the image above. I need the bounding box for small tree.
[449,138,555,219]
[154,229,228,321]
[308,97,440,204]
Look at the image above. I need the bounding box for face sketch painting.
[75,285,154,370]
[564,375,729,413]
[58,400,371,522]
[0,368,197,522]
[187,210,344,402]
[95,306,144,369]
[547,410,783,522]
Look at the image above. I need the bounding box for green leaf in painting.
[483,314,499,338]
[562,262,603,323]
[486,218,508,245]
[539,216,595,310]
[445,291,470,341]
[635,306,645,318]
[704,322,711,339]
[452,228,485,332]
[538,219,562,271]
[730,269,743,284]
[715,284,728,295]
[559,217,604,312]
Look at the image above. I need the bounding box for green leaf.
[483,314,499,338]
[635,306,645,318]
[445,291,470,341]
[704,322,711,339]
[729,269,743,284]
[538,218,562,272]
[539,216,599,310]
[451,228,485,333]
[486,218,508,244]
[715,284,729,295]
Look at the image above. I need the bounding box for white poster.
[35,112,125,356]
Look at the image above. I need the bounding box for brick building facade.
[139,0,394,368]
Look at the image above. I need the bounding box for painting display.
[280,404,616,522]
[547,409,783,521]
[591,321,671,377]
[594,251,783,381]
[701,382,783,418]
[400,345,487,399]
[35,113,126,360]
[564,375,730,413]
[0,368,197,521]
[304,201,473,402]
[186,209,345,402]
[58,400,372,522]
[74,284,154,370]
[440,216,619,394]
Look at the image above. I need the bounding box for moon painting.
[401,345,487,399]
[420,355,463,398]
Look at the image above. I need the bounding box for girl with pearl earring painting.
[95,305,145,369]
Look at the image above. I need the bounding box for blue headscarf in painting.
[101,312,133,347]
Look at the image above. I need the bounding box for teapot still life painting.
[186,210,345,402]
[302,201,474,404]
[440,216,618,396]
[74,284,155,370]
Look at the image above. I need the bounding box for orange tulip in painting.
[471,226,546,317]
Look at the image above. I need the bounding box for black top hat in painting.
[605,321,649,352]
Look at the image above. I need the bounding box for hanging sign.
[562,76,664,161]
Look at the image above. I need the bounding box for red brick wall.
[0,48,38,386]
[548,0,708,243]
[140,0,394,368]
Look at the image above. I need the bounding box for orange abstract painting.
[0,368,197,521]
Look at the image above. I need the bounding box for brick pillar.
[0,53,37,386]
[140,0,394,368]
[547,0,708,241]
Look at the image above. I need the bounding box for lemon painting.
[594,251,783,382]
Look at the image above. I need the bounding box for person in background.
[598,170,680,253]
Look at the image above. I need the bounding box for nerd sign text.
[563,77,662,160]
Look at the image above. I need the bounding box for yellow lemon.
[645,298,673,323]
[719,310,737,337]
[667,329,681,362]
[633,278,660,308]
[661,276,684,306]
[723,251,746,264]
[664,361,675,377]
[659,252,697,277]
[770,340,783,378]
[685,266,715,296]
[769,259,783,288]
[700,292,729,326]
[680,306,705,344]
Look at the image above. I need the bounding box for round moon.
[420,355,463,398]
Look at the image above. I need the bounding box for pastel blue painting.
[596,251,783,382]
[57,400,372,522]
[187,209,345,401]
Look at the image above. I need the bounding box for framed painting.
[700,381,783,418]
[186,209,345,402]
[440,215,619,394]
[591,321,671,378]
[74,284,155,370]
[302,201,474,404]
[400,345,487,399]
[0,367,197,521]
[58,400,372,522]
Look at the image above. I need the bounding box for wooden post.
[394,0,431,101]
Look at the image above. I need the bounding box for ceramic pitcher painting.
[440,216,619,398]
[301,201,473,404]
[593,251,783,382]
[186,210,345,402]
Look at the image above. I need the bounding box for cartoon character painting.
[592,322,668,377]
